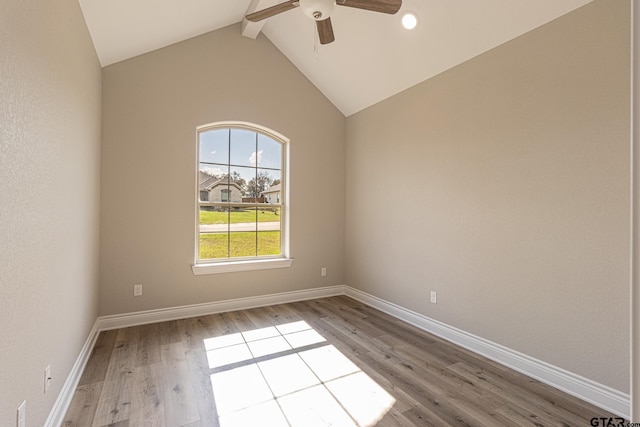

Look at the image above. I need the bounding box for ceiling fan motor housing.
[299,0,336,20]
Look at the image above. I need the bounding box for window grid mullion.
[254,132,259,257]
[227,128,231,258]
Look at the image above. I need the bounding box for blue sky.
[199,128,282,184]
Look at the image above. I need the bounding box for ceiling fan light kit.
[245,0,402,45]
[300,0,336,20]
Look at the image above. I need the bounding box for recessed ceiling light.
[402,12,418,30]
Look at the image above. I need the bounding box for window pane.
[199,162,227,186]
[258,169,281,184]
[229,166,254,201]
[258,207,281,256]
[259,169,281,204]
[229,207,257,226]
[257,206,280,224]
[257,133,282,170]
[210,183,229,203]
[200,233,229,259]
[200,129,229,165]
[199,206,230,259]
[230,232,257,257]
[258,231,281,256]
[240,167,271,201]
[229,129,257,167]
[200,206,230,226]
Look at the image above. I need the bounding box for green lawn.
[200,208,280,225]
[199,231,281,259]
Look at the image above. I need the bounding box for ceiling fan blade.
[316,18,335,45]
[245,0,299,22]
[337,0,402,14]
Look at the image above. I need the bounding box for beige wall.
[100,24,346,316]
[0,0,102,425]
[346,0,630,392]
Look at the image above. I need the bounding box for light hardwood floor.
[63,296,621,426]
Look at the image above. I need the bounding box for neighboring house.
[199,172,243,203]
[262,183,281,204]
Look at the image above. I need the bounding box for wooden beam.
[242,0,278,39]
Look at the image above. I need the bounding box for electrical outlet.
[133,284,143,296]
[17,401,25,427]
[321,267,327,277]
[44,365,51,393]
[430,291,437,304]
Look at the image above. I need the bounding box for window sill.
[192,258,293,275]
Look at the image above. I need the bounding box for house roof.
[262,184,281,195]
[199,173,243,192]
[199,171,217,190]
[78,0,595,116]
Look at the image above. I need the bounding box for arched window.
[193,122,291,274]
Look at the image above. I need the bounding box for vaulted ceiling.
[78,0,594,116]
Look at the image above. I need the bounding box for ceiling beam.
[242,0,278,39]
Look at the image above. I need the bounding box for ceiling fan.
[245,0,402,45]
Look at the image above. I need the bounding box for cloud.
[200,166,226,177]
[249,150,263,166]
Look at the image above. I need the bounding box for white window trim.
[193,121,291,275]
[192,257,293,275]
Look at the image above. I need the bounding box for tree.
[229,171,246,193]
[245,171,273,198]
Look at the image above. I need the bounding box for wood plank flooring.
[63,296,622,426]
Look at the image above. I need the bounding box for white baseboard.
[46,283,630,425]
[97,285,345,331]
[45,285,344,426]
[44,321,100,427]
[343,285,631,419]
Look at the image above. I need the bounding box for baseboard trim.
[46,285,345,426]
[47,284,630,425]
[343,285,631,419]
[96,285,345,331]
[44,321,100,427]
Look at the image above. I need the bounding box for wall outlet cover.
[430,291,437,304]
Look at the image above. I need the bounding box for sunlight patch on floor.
[206,320,396,427]
[204,321,326,368]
